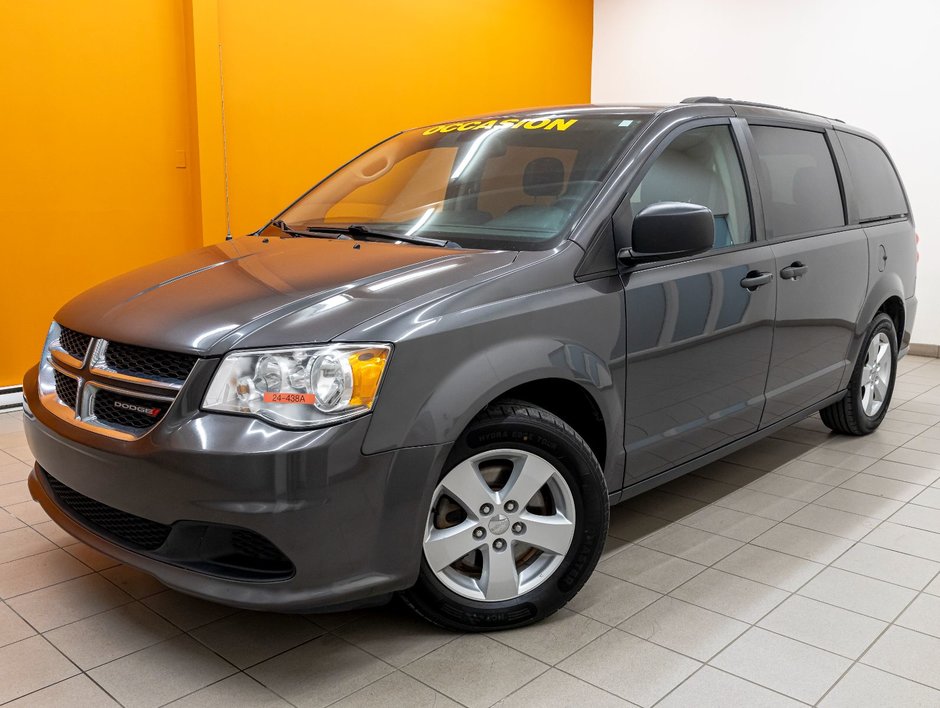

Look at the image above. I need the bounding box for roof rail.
[680,96,843,123]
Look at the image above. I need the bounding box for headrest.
[638,151,727,214]
[523,157,565,197]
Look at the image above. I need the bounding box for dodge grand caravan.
[23,98,917,630]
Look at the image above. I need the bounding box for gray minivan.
[23,98,917,630]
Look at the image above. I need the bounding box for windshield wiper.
[268,219,349,239]
[308,224,461,249]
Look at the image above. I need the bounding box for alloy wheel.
[860,331,892,417]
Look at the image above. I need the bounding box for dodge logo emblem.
[113,400,161,417]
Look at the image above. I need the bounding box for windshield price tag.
[263,392,316,405]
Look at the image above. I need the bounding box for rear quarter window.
[751,125,845,238]
[838,132,908,222]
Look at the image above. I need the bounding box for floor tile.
[607,509,668,542]
[0,508,24,533]
[798,566,917,622]
[487,608,607,665]
[912,486,940,510]
[677,505,776,542]
[5,501,49,526]
[745,472,831,502]
[31,520,77,547]
[724,439,812,472]
[99,564,166,599]
[619,596,747,661]
[693,460,766,487]
[864,459,940,485]
[620,490,707,522]
[45,602,180,670]
[0,549,91,599]
[752,523,854,564]
[711,627,851,704]
[895,592,940,639]
[819,663,940,708]
[334,671,461,708]
[141,589,237,630]
[6,574,131,633]
[904,434,940,454]
[714,544,824,591]
[670,568,788,623]
[863,521,940,562]
[89,635,237,708]
[785,503,880,541]
[565,572,660,626]
[861,625,940,690]
[885,447,940,471]
[334,605,457,668]
[191,611,324,669]
[821,437,897,459]
[0,635,79,704]
[712,488,805,521]
[250,635,393,708]
[0,479,32,506]
[658,474,739,503]
[0,601,35,648]
[656,666,802,708]
[801,448,875,472]
[3,674,118,707]
[0,527,56,564]
[774,459,856,486]
[403,634,545,708]
[832,542,940,589]
[840,473,925,502]
[598,544,705,593]
[890,503,940,534]
[64,543,120,571]
[557,629,699,707]
[814,487,905,519]
[757,594,886,659]
[636,524,742,565]
[166,673,291,707]
[494,668,630,708]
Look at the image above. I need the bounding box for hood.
[56,237,517,355]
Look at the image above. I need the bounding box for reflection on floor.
[3,356,940,706]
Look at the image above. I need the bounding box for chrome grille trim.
[39,329,197,440]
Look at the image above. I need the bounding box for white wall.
[593,0,939,344]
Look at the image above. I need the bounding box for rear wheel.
[821,313,898,435]
[401,401,608,631]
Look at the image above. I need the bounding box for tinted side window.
[630,125,752,249]
[839,132,908,222]
[751,126,844,237]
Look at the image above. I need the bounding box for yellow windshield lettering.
[422,116,577,135]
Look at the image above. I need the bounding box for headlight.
[202,344,391,428]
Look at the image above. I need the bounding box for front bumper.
[23,365,448,612]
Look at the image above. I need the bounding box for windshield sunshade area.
[277,114,650,250]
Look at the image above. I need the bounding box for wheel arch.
[841,274,907,390]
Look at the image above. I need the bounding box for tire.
[821,313,898,435]
[401,400,608,631]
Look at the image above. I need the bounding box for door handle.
[740,271,773,291]
[780,261,808,280]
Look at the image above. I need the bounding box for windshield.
[277,113,650,249]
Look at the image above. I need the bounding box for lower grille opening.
[92,388,168,430]
[41,469,294,581]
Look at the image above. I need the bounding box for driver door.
[621,121,776,484]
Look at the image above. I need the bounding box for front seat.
[486,156,568,230]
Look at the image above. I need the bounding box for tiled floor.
[3,357,940,706]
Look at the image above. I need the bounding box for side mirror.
[617,202,714,263]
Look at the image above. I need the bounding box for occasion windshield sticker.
[263,392,316,405]
[423,117,577,135]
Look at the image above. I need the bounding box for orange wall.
[216,0,594,237]
[0,1,200,387]
[0,0,593,387]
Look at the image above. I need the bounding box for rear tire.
[401,401,608,632]
[821,313,897,435]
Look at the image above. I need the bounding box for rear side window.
[751,126,845,237]
[838,132,908,222]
